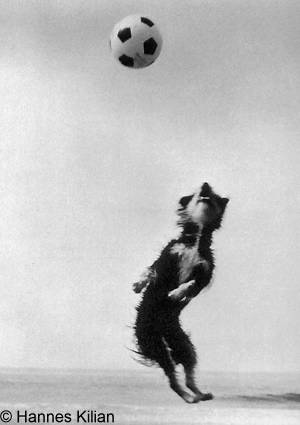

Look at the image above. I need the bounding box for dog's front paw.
[179,296,192,305]
[132,281,142,293]
[185,279,196,289]
[132,280,147,293]
[168,280,195,301]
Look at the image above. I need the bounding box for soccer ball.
[110,15,162,69]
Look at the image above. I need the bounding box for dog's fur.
[132,183,229,403]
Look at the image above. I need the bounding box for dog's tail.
[128,346,156,367]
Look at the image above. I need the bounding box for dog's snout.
[200,182,211,197]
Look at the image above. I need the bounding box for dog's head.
[177,182,229,232]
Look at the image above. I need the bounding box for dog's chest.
[171,243,202,284]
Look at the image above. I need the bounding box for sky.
[0,0,299,372]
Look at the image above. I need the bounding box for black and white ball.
[110,15,162,69]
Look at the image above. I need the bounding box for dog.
[132,182,229,403]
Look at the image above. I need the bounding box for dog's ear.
[179,195,193,209]
[221,197,229,207]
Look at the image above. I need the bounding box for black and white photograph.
[0,1,299,424]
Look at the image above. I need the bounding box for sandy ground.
[0,369,299,425]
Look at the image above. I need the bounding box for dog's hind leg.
[156,336,196,403]
[184,366,213,401]
[161,337,196,404]
[165,328,213,402]
[135,330,195,403]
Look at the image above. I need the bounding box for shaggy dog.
[132,182,229,403]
